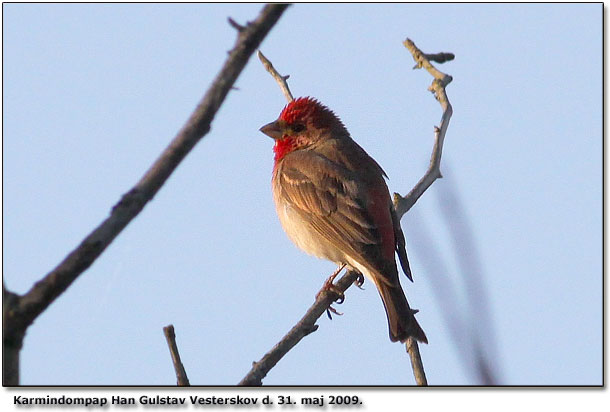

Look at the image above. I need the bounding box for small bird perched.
[260,97,427,344]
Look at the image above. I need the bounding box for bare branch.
[406,337,427,385]
[3,285,21,386]
[163,325,190,386]
[258,50,294,102]
[394,38,454,219]
[2,3,290,385]
[391,38,454,386]
[239,270,360,386]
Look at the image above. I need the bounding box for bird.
[259,97,427,344]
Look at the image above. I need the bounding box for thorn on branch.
[111,188,142,213]
[227,17,246,32]
[303,324,319,336]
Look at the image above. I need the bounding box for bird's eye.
[292,124,305,133]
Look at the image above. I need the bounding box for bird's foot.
[326,305,343,319]
[353,272,365,289]
[315,264,346,319]
[317,264,346,297]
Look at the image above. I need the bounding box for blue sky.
[2,2,602,390]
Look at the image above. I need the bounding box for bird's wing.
[276,149,399,285]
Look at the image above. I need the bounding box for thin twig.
[239,270,360,386]
[406,337,427,385]
[394,38,453,219]
[227,17,246,32]
[257,50,294,102]
[250,39,453,386]
[2,3,290,386]
[163,325,190,386]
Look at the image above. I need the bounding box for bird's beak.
[259,120,283,140]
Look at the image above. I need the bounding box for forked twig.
[394,38,453,219]
[395,38,454,386]
[258,50,294,102]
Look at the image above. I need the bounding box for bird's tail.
[376,280,428,344]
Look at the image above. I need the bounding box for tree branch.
[247,39,453,386]
[239,271,360,386]
[393,38,454,386]
[2,3,289,386]
[393,38,453,219]
[257,50,294,102]
[163,325,190,386]
[3,284,21,386]
[406,336,427,385]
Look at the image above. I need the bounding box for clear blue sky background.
[3,3,602,386]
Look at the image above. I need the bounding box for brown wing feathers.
[277,150,399,284]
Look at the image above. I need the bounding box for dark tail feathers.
[377,280,428,344]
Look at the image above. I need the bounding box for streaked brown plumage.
[260,97,427,343]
